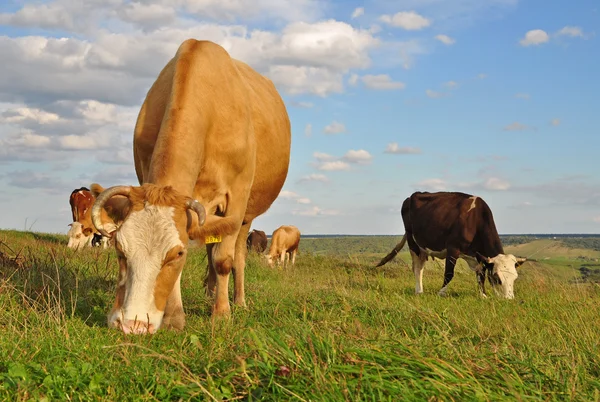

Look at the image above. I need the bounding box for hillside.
[1,230,600,400]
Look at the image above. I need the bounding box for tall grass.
[0,230,599,401]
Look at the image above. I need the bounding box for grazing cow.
[376,191,526,299]
[90,39,291,334]
[67,187,112,249]
[66,222,92,250]
[247,229,267,253]
[266,225,301,268]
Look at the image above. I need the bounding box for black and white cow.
[377,191,527,299]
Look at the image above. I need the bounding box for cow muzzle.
[119,319,157,335]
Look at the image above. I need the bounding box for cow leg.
[410,250,426,294]
[204,243,217,297]
[232,222,251,308]
[211,235,238,316]
[279,250,286,268]
[291,250,297,265]
[439,249,459,297]
[162,272,185,330]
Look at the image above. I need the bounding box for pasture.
[1,229,600,401]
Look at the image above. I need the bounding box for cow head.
[476,252,526,299]
[91,183,206,335]
[67,222,93,250]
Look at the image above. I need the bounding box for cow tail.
[375,235,407,267]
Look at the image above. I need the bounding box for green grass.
[1,230,600,401]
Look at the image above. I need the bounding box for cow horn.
[92,185,131,238]
[186,199,206,226]
[516,257,527,263]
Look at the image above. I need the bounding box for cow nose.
[120,319,156,335]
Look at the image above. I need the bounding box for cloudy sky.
[0,0,598,235]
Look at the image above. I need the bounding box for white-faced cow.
[67,222,91,250]
[90,39,291,334]
[68,187,113,249]
[376,191,526,299]
[247,229,268,253]
[266,225,300,268]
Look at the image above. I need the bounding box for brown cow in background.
[266,225,300,268]
[68,186,114,249]
[247,229,267,253]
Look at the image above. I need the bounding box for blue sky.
[0,0,598,235]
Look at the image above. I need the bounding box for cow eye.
[177,251,184,257]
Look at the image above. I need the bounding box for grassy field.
[1,229,600,401]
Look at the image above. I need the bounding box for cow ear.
[515,256,527,267]
[476,252,492,264]
[90,183,104,198]
[82,227,94,236]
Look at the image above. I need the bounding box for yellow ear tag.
[205,235,222,244]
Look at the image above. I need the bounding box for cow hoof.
[234,299,247,309]
[212,304,231,318]
[480,293,488,299]
[438,290,448,297]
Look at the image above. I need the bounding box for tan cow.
[266,225,301,268]
[90,39,291,334]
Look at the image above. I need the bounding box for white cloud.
[1,107,62,125]
[519,29,550,46]
[414,178,447,191]
[509,201,533,209]
[435,34,455,45]
[116,2,177,31]
[305,123,312,137]
[279,190,299,199]
[291,101,314,108]
[444,81,459,89]
[483,177,511,191]
[0,3,76,31]
[343,149,372,165]
[476,73,487,79]
[17,132,52,148]
[348,73,359,86]
[323,121,346,134]
[593,216,600,224]
[503,122,532,131]
[380,11,431,30]
[292,206,341,216]
[361,74,406,90]
[313,152,337,162]
[57,135,112,150]
[556,26,584,38]
[278,190,311,204]
[515,93,530,100]
[384,143,422,154]
[551,118,561,126]
[351,7,364,19]
[425,89,448,98]
[297,173,329,183]
[318,161,351,171]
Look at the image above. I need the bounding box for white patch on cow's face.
[489,254,519,299]
[110,205,183,332]
[67,222,91,250]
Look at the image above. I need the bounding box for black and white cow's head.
[476,252,527,299]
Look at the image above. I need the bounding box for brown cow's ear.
[82,227,94,236]
[90,183,104,198]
